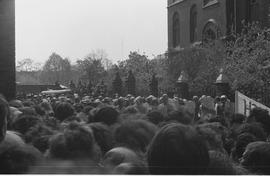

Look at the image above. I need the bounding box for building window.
[173,12,180,48]
[202,20,220,44]
[190,5,197,43]
[203,0,218,8]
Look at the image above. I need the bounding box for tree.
[16,58,41,72]
[150,74,158,97]
[126,70,136,96]
[112,71,123,96]
[41,53,72,85]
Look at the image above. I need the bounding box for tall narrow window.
[190,5,197,43]
[173,12,180,48]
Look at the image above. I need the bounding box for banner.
[235,91,270,116]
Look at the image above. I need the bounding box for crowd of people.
[0,91,270,174]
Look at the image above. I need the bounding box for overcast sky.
[16,0,167,64]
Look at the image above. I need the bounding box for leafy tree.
[126,70,136,96]
[41,53,71,85]
[112,71,123,96]
[149,74,158,97]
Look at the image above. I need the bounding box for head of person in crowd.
[11,114,42,135]
[0,95,9,142]
[146,111,164,125]
[231,132,257,162]
[147,123,209,175]
[54,102,75,122]
[167,110,192,125]
[114,119,157,153]
[160,94,169,105]
[88,122,114,155]
[94,106,119,126]
[236,122,267,141]
[102,147,143,170]
[248,107,270,135]
[24,123,55,153]
[0,144,43,174]
[206,150,237,175]
[40,101,54,116]
[196,124,226,153]
[241,141,270,174]
[48,122,101,161]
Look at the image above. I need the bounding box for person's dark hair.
[74,103,84,113]
[33,105,46,116]
[0,95,9,142]
[236,122,267,141]
[11,114,42,135]
[147,123,209,175]
[206,150,237,175]
[241,141,270,174]
[0,144,43,174]
[24,124,55,153]
[231,113,246,125]
[249,107,270,135]
[22,100,35,107]
[94,106,119,126]
[167,110,192,125]
[88,122,114,155]
[146,111,164,125]
[54,102,75,122]
[231,132,257,162]
[48,122,100,160]
[114,119,157,153]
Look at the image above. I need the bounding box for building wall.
[168,0,227,49]
[0,0,15,100]
[168,0,270,50]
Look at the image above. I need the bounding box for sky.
[16,0,167,65]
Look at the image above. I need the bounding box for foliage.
[149,74,158,97]
[40,53,72,85]
[112,71,123,96]
[16,58,42,72]
[125,70,136,96]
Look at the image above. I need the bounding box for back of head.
[11,114,42,135]
[249,107,270,135]
[0,144,42,174]
[54,102,75,122]
[146,111,164,125]
[48,122,99,160]
[114,119,157,153]
[231,132,257,162]
[241,141,270,174]
[147,123,209,175]
[167,110,192,125]
[94,106,119,125]
[88,122,114,155]
[207,150,236,175]
[236,122,267,141]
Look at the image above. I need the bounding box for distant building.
[0,0,15,100]
[167,0,270,51]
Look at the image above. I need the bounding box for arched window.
[190,5,197,43]
[173,12,180,48]
[202,19,220,44]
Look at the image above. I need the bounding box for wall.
[0,0,15,100]
[167,0,227,49]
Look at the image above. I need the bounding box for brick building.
[0,0,16,100]
[167,0,270,51]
